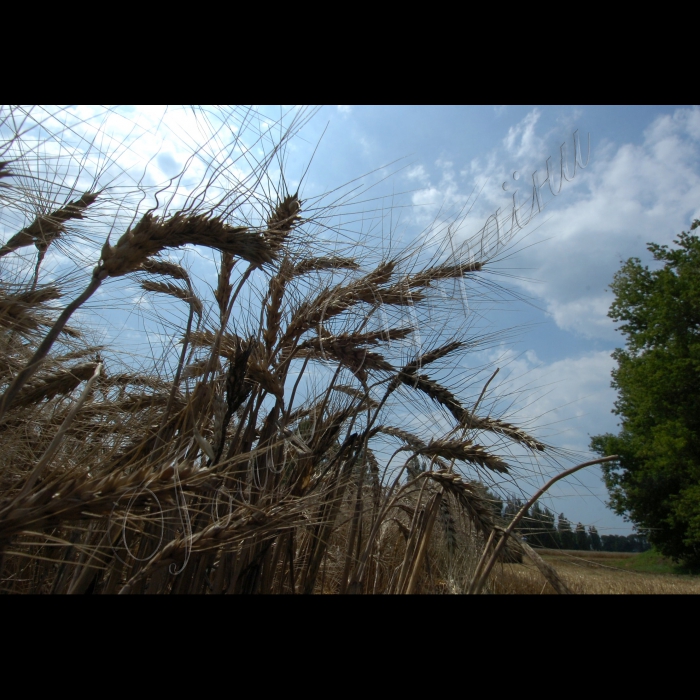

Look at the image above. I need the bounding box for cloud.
[545,295,614,339]
[503,108,544,161]
[506,107,700,339]
[409,106,700,341]
[471,346,627,530]
[488,347,619,448]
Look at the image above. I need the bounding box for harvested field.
[488,549,700,594]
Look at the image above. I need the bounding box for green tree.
[575,522,590,551]
[406,455,424,480]
[590,221,700,567]
[503,497,523,525]
[588,526,602,551]
[524,501,557,548]
[557,513,575,550]
[539,506,559,549]
[479,486,504,521]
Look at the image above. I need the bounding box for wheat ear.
[14,362,102,499]
[0,191,99,259]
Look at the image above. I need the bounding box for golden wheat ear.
[0,287,62,334]
[11,362,101,408]
[99,212,278,278]
[139,257,190,282]
[293,256,359,276]
[214,252,236,321]
[265,194,302,252]
[461,414,546,451]
[263,257,293,354]
[0,161,13,181]
[378,425,427,451]
[188,330,245,359]
[140,281,203,318]
[0,191,99,259]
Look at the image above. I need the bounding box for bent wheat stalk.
[14,362,102,499]
[468,455,620,594]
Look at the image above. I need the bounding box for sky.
[3,104,699,537]
[268,105,700,536]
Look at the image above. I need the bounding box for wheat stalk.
[0,192,99,259]
[0,106,564,595]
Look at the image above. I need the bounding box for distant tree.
[601,534,640,552]
[482,486,504,520]
[503,497,522,524]
[525,502,558,548]
[590,221,700,567]
[558,513,575,550]
[588,526,602,551]
[601,535,620,552]
[406,455,423,480]
[539,506,559,548]
[575,522,590,551]
[627,534,651,553]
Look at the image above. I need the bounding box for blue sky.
[4,105,699,537]
[284,105,700,536]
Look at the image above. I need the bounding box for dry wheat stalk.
[265,194,302,251]
[188,330,245,359]
[10,362,100,408]
[418,439,509,473]
[378,426,427,451]
[264,257,294,354]
[140,281,203,318]
[139,257,190,282]
[303,342,393,383]
[0,192,99,259]
[0,161,13,182]
[282,260,397,344]
[0,286,62,334]
[393,369,544,451]
[397,340,464,377]
[117,497,311,594]
[105,373,170,391]
[332,385,379,410]
[293,256,359,276]
[300,327,413,352]
[99,212,276,279]
[214,252,236,320]
[403,260,483,289]
[0,106,562,596]
[181,359,210,380]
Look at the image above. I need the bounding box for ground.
[489,549,700,594]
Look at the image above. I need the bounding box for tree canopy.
[590,221,700,567]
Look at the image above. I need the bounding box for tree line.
[493,496,650,553]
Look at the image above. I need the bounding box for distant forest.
[495,496,651,553]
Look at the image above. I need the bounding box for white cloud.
[488,347,618,448]
[413,106,700,342]
[471,346,627,530]
[503,108,544,161]
[504,107,700,340]
[545,295,614,339]
[406,164,429,182]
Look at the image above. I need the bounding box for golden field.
[488,549,700,594]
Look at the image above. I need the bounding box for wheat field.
[489,550,700,594]
[0,105,622,594]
